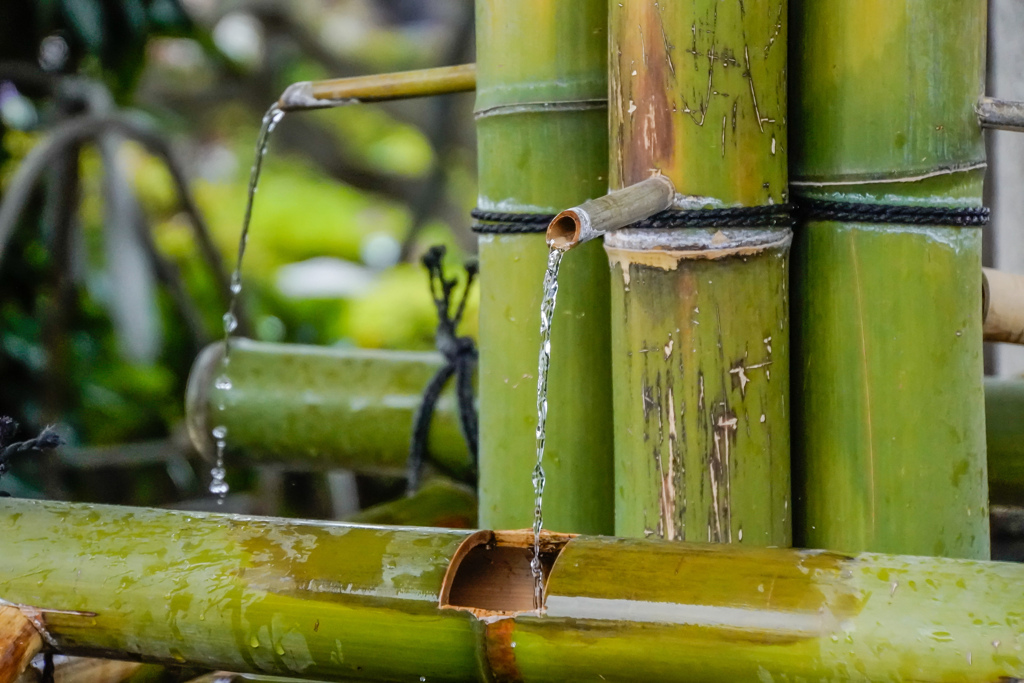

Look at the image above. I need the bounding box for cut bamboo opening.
[277,64,476,111]
[545,176,675,250]
[439,529,573,616]
[983,267,1024,345]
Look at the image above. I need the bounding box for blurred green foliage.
[0,0,478,471]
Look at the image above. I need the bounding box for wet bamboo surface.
[475,0,614,534]
[607,1,791,545]
[789,0,989,558]
[1,500,1024,682]
[184,340,472,479]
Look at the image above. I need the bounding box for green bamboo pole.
[789,0,989,558]
[475,0,613,534]
[184,340,472,479]
[3,499,1024,681]
[607,2,791,545]
[986,378,1024,505]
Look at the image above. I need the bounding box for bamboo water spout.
[277,64,476,111]
[545,176,675,250]
[2,499,1024,681]
[977,97,1024,133]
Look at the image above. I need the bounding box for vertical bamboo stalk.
[789,0,990,558]
[607,2,791,545]
[475,0,614,534]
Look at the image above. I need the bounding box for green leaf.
[61,0,105,52]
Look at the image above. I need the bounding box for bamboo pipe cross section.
[278,64,476,111]
[439,530,575,618]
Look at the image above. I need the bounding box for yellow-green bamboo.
[278,64,476,111]
[607,1,791,545]
[790,0,989,558]
[2,499,1024,681]
[475,0,613,534]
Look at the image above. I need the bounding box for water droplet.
[214,375,232,391]
[222,312,238,334]
[212,425,228,439]
[209,479,229,496]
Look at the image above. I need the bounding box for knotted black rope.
[472,199,989,233]
[0,417,63,495]
[796,198,990,227]
[406,246,478,495]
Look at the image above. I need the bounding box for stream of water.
[531,246,565,610]
[209,103,286,501]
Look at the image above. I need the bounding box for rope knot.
[407,246,479,494]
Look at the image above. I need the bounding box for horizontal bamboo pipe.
[986,378,1024,504]
[545,176,675,250]
[277,64,476,111]
[3,499,1024,681]
[983,268,1024,345]
[184,340,472,478]
[977,97,1024,132]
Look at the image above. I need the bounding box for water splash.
[210,103,286,502]
[531,246,565,611]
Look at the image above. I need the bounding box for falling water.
[209,103,286,502]
[531,246,565,610]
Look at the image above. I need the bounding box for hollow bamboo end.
[547,211,584,250]
[184,342,225,462]
[439,529,575,618]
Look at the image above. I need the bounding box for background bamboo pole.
[606,1,791,545]
[789,0,990,558]
[185,340,472,479]
[2,500,1024,681]
[986,378,1024,504]
[474,0,614,534]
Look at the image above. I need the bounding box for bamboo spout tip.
[547,210,584,250]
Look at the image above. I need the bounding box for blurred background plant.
[0,0,477,512]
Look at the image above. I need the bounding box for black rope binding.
[471,205,793,234]
[796,198,990,226]
[472,200,990,233]
[0,417,63,495]
[406,246,478,495]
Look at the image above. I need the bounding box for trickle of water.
[209,103,286,502]
[531,246,565,611]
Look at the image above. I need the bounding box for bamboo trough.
[0,499,1023,682]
